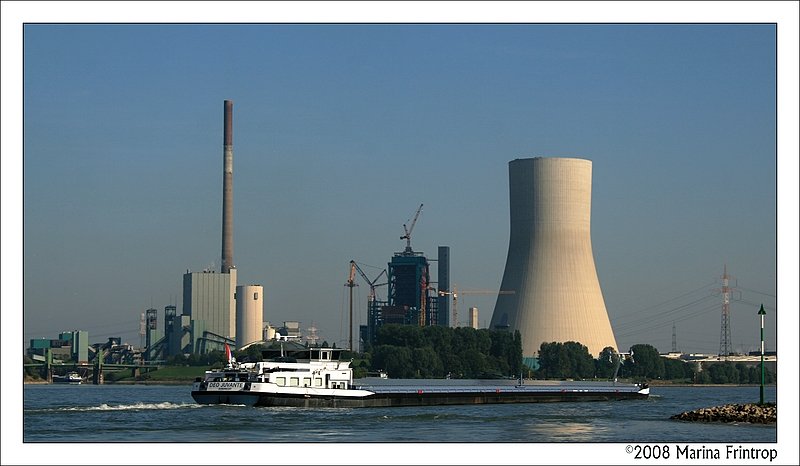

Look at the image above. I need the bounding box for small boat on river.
[191,345,649,408]
[52,371,83,385]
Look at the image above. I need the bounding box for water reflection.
[526,420,609,441]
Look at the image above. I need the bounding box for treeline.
[536,342,623,379]
[366,325,523,379]
[695,361,776,384]
[143,337,775,385]
[535,341,776,384]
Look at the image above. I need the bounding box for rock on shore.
[670,403,776,424]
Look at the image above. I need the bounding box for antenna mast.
[718,265,734,359]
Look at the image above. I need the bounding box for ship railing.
[354,385,635,394]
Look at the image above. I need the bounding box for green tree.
[535,341,595,379]
[707,362,736,383]
[627,344,665,380]
[745,365,759,384]
[372,345,414,378]
[441,352,465,378]
[595,346,619,379]
[371,325,522,379]
[706,361,757,384]
[695,370,711,384]
[23,356,43,379]
[563,341,595,379]
[735,363,752,383]
[511,331,523,376]
[461,348,491,378]
[412,346,443,378]
[536,342,566,378]
[744,364,776,385]
[424,325,453,356]
[663,358,691,380]
[377,324,424,348]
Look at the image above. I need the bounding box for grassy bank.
[104,366,210,383]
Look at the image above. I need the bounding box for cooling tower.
[221,100,234,274]
[489,157,618,358]
[236,285,264,349]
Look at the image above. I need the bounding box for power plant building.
[490,157,618,358]
[28,330,89,364]
[174,100,239,354]
[235,285,264,349]
[183,268,238,349]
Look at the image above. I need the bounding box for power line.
[613,294,716,331]
[610,280,717,321]
[615,301,720,339]
[736,285,776,299]
[732,298,776,312]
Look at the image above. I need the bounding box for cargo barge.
[191,346,649,408]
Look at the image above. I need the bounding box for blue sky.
[2,2,799,464]
[16,22,782,356]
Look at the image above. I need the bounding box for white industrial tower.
[490,157,618,358]
[236,285,264,349]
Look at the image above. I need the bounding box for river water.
[16,382,781,464]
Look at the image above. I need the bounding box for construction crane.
[345,261,389,352]
[349,260,388,302]
[439,285,515,328]
[344,263,358,352]
[400,203,423,254]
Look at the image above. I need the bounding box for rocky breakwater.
[671,403,776,424]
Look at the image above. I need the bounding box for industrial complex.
[27,101,450,366]
[26,101,772,378]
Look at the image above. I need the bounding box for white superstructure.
[192,348,373,405]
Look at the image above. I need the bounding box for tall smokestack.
[221,100,234,273]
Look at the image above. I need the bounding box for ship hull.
[192,384,648,408]
[191,391,262,406]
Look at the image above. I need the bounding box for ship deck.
[356,380,646,395]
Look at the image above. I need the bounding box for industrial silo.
[235,285,264,349]
[490,157,618,358]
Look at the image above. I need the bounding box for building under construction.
[358,205,450,350]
